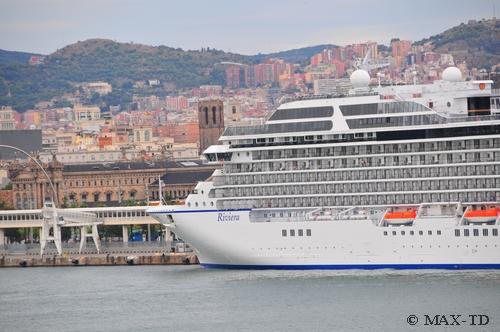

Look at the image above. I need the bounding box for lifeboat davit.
[384,211,416,225]
[464,209,499,224]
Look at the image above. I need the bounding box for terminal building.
[6,158,216,209]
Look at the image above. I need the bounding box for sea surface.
[0,266,499,332]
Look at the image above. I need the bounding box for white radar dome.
[442,66,462,82]
[350,69,370,88]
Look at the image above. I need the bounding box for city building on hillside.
[73,104,101,122]
[156,123,199,144]
[82,82,112,96]
[313,79,351,96]
[224,100,243,123]
[0,106,16,130]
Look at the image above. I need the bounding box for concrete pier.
[0,253,199,267]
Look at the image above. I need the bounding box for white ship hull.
[148,206,500,269]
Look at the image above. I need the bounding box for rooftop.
[63,159,205,173]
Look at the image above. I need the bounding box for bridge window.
[493,229,498,236]
[298,229,303,236]
[282,229,287,237]
[455,229,460,237]
[473,229,479,237]
[464,229,470,237]
[306,229,311,236]
[290,229,295,237]
[482,229,488,236]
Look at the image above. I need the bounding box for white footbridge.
[0,203,161,255]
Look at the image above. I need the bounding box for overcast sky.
[0,0,497,55]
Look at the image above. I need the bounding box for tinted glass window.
[269,106,333,121]
[223,121,332,136]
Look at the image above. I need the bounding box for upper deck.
[220,72,498,143]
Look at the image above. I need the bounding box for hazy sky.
[0,0,498,55]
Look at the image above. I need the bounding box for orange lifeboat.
[464,208,499,224]
[384,210,416,225]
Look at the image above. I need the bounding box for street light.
[0,144,58,208]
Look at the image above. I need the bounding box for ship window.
[473,229,479,237]
[464,229,470,237]
[437,230,441,235]
[282,229,287,237]
[493,229,498,236]
[298,229,304,236]
[269,106,333,121]
[306,229,311,236]
[383,231,388,236]
[410,231,414,235]
[392,231,396,236]
[195,202,198,207]
[419,231,423,235]
[482,229,488,236]
[290,229,295,237]
[210,202,214,206]
[455,229,460,237]
[428,230,432,235]
[401,231,405,235]
[187,203,191,207]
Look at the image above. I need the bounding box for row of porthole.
[384,230,442,236]
[251,244,499,251]
[401,244,497,249]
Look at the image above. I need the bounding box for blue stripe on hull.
[201,263,500,270]
[149,208,251,214]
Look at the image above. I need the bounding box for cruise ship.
[148,67,500,269]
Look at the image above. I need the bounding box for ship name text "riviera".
[218,212,240,222]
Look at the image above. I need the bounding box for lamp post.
[0,144,58,208]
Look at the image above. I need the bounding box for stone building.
[198,99,224,154]
[7,159,215,209]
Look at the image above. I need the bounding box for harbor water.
[1,266,499,331]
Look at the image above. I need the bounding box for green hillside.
[416,18,500,69]
[0,49,41,65]
[0,39,246,111]
[249,44,337,64]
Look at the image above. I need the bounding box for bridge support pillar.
[122,225,128,243]
[0,229,5,246]
[41,205,62,256]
